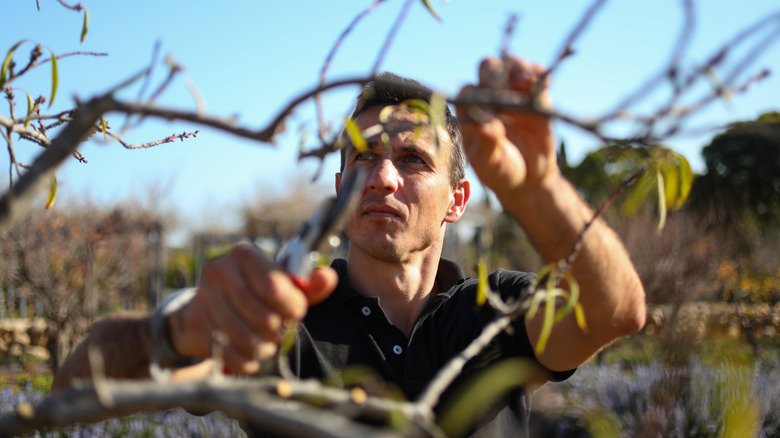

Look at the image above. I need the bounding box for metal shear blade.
[276,168,366,284]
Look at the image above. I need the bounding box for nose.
[366,159,399,194]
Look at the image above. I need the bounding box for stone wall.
[0,318,50,362]
[1,302,778,364]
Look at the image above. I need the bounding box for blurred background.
[1,0,778,436]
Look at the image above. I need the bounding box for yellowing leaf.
[574,303,587,331]
[24,91,34,129]
[534,291,557,355]
[1,40,27,88]
[45,173,57,210]
[554,273,580,323]
[48,51,58,108]
[662,160,679,211]
[344,118,367,152]
[81,9,89,43]
[620,170,654,217]
[675,153,693,209]
[476,259,488,306]
[99,116,108,139]
[656,164,667,230]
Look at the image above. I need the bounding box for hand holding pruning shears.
[163,169,365,375]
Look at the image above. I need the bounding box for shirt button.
[392,345,403,355]
[361,306,371,316]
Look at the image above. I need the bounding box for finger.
[231,244,308,321]
[302,267,338,306]
[201,290,265,361]
[478,56,507,88]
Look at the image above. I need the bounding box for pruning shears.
[275,168,366,289]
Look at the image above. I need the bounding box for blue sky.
[3,0,780,240]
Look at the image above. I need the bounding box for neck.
[346,244,442,337]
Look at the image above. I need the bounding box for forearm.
[51,313,154,393]
[499,172,646,369]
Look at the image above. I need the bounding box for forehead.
[351,105,451,154]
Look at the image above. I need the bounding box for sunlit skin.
[336,106,470,335]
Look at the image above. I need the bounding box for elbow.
[619,280,647,336]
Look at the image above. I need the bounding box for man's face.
[337,105,469,264]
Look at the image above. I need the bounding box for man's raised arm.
[457,56,646,372]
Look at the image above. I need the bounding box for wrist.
[149,288,202,371]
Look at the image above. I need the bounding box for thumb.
[301,266,338,306]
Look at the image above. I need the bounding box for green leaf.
[81,9,89,43]
[437,358,547,437]
[574,303,587,331]
[620,170,654,217]
[662,160,679,211]
[1,40,27,88]
[554,273,580,323]
[535,290,558,355]
[99,116,108,139]
[48,51,58,108]
[420,0,442,21]
[344,118,367,152]
[24,91,35,129]
[675,153,693,209]
[428,91,446,149]
[45,173,57,210]
[476,259,488,306]
[656,164,667,230]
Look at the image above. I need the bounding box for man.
[52,56,646,436]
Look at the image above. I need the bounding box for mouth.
[362,203,403,220]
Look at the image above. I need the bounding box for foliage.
[0,203,163,369]
[692,111,780,227]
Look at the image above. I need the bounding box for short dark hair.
[339,72,466,187]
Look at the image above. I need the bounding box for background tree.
[0,202,164,369]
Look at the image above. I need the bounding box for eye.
[402,154,425,164]
[354,151,375,161]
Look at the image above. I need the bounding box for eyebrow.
[346,141,436,163]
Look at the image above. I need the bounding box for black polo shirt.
[284,258,574,437]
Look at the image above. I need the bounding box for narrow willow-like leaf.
[344,118,367,152]
[278,322,298,357]
[662,160,679,210]
[45,173,57,210]
[99,116,108,139]
[1,40,27,87]
[620,170,654,217]
[675,153,694,209]
[526,289,545,321]
[656,164,667,230]
[420,0,442,21]
[429,92,446,148]
[48,51,59,108]
[574,303,588,331]
[80,9,89,43]
[476,259,488,306]
[554,273,580,323]
[437,358,546,437]
[24,91,34,129]
[535,291,558,355]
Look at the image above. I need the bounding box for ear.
[335,172,342,195]
[445,179,470,223]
